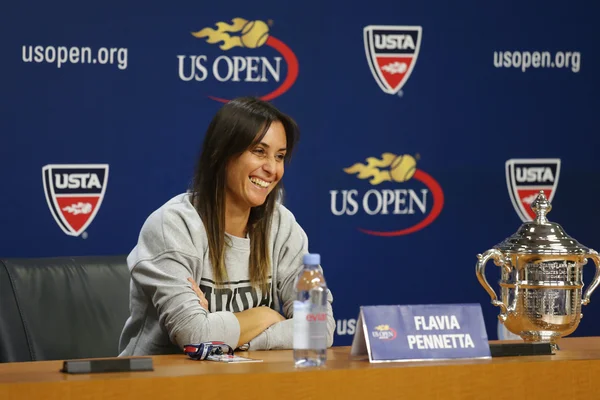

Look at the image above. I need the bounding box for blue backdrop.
[3,0,599,346]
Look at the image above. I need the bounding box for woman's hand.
[187,277,209,311]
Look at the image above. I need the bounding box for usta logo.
[505,158,560,222]
[42,164,109,237]
[364,25,422,95]
[178,17,298,102]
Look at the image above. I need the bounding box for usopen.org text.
[493,51,580,73]
[22,45,128,70]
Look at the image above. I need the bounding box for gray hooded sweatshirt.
[118,193,335,356]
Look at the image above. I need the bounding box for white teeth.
[249,177,270,188]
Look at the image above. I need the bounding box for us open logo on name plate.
[505,158,560,222]
[364,25,422,95]
[42,164,109,237]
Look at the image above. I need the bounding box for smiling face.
[225,121,287,215]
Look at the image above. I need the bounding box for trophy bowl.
[476,191,600,349]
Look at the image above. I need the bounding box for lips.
[249,176,271,188]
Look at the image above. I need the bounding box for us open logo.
[42,164,109,237]
[178,17,299,102]
[330,152,444,236]
[364,25,422,95]
[371,324,397,341]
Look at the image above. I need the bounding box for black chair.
[0,256,130,362]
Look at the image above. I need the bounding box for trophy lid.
[494,191,589,255]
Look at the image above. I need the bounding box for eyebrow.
[257,142,287,152]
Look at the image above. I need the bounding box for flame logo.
[344,153,417,185]
[192,18,270,50]
[374,324,391,331]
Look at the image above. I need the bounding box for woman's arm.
[133,253,242,349]
[248,207,335,350]
[188,277,285,347]
[234,307,285,347]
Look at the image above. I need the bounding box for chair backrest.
[0,256,130,362]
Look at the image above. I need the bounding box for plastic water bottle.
[293,253,328,367]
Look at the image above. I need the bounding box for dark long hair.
[190,97,299,291]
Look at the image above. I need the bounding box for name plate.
[350,304,491,362]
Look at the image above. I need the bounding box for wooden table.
[1,337,599,400]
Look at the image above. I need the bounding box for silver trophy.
[476,191,600,349]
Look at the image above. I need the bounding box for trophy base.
[520,331,562,351]
[490,342,553,357]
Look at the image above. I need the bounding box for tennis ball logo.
[240,20,270,48]
[344,153,417,185]
[191,18,270,51]
[390,155,416,182]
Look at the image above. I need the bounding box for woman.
[118,97,335,356]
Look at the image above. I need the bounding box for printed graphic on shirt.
[199,277,273,313]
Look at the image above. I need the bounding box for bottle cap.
[303,253,320,265]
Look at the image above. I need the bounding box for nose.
[262,156,276,175]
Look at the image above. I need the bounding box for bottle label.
[293,301,327,350]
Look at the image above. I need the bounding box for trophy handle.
[582,249,600,306]
[476,249,511,321]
